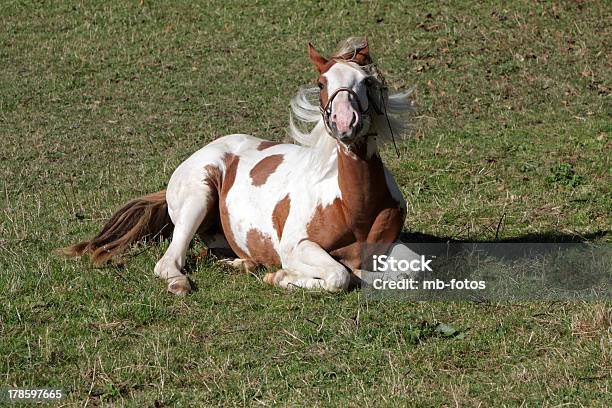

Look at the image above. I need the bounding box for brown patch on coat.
[198,166,223,235]
[203,164,222,190]
[246,229,280,266]
[257,140,280,151]
[317,76,329,110]
[203,154,250,264]
[306,198,354,251]
[204,154,277,268]
[249,154,284,186]
[306,142,405,269]
[317,60,340,78]
[218,154,247,260]
[272,194,291,240]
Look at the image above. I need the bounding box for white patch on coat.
[217,136,341,258]
[323,62,370,114]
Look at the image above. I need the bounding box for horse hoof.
[167,277,191,295]
[220,258,253,273]
[263,272,275,285]
[264,270,292,288]
[264,270,285,286]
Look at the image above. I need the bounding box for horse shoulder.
[304,196,354,252]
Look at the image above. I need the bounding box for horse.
[60,37,415,295]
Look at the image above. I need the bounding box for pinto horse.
[61,37,414,295]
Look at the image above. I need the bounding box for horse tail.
[58,190,173,265]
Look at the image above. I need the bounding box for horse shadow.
[178,230,609,293]
[398,230,609,244]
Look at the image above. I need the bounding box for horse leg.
[349,241,421,289]
[198,231,253,272]
[154,194,212,295]
[265,240,350,292]
[219,258,255,273]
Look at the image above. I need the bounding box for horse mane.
[289,37,416,166]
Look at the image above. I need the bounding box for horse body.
[162,129,405,290]
[165,132,342,266]
[61,37,414,294]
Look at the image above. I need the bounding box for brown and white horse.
[61,37,414,295]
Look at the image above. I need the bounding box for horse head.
[308,38,382,147]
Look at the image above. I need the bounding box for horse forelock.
[331,37,370,64]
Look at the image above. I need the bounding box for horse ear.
[308,43,328,73]
[353,39,371,65]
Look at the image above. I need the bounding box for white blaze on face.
[323,63,369,138]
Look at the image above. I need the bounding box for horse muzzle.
[321,87,368,143]
[329,110,363,142]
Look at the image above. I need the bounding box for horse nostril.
[349,112,357,128]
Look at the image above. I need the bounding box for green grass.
[1,0,610,406]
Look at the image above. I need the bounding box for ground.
[0,1,610,406]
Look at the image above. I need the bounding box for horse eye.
[317,82,324,90]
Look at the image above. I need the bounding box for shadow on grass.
[399,230,610,243]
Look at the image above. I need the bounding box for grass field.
[1,0,610,406]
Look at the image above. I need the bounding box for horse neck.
[335,139,388,216]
